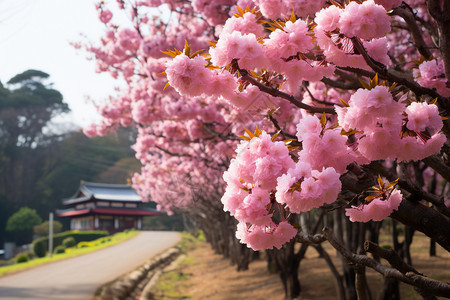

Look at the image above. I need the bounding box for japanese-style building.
[57,181,162,233]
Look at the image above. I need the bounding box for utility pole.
[48,212,53,258]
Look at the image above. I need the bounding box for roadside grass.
[177,231,205,253]
[151,258,193,300]
[0,230,139,277]
[150,232,204,300]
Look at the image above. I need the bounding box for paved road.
[0,231,180,300]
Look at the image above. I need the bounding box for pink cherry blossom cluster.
[413,59,450,97]
[221,130,345,249]
[338,0,391,41]
[221,131,297,249]
[275,161,341,213]
[252,0,326,20]
[165,1,393,101]
[336,86,445,162]
[96,2,113,24]
[165,55,215,97]
[222,132,295,221]
[211,31,265,70]
[314,1,390,69]
[235,221,298,251]
[296,115,367,174]
[345,187,403,222]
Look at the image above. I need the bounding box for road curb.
[95,247,181,300]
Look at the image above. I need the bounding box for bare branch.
[323,227,450,297]
[392,4,433,58]
[364,241,421,275]
[423,154,450,183]
[232,60,337,114]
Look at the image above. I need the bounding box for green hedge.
[62,237,76,248]
[16,253,29,263]
[32,230,108,257]
[53,245,66,254]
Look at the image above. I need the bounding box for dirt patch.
[182,246,284,300]
[157,232,450,300]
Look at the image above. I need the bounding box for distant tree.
[33,220,63,237]
[0,71,139,246]
[95,157,141,183]
[36,128,137,211]
[0,70,69,245]
[6,207,42,245]
[0,69,69,147]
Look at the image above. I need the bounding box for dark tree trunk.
[380,221,401,300]
[314,244,347,300]
[343,265,357,300]
[430,239,436,256]
[379,278,400,300]
[266,250,278,273]
[272,240,302,300]
[341,211,358,300]
[403,226,415,266]
[236,243,250,271]
[281,268,301,300]
[368,221,383,262]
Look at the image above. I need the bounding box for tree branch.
[392,4,433,58]
[423,154,450,183]
[427,0,450,85]
[364,241,421,275]
[323,227,450,297]
[351,37,450,102]
[232,60,336,114]
[391,199,450,252]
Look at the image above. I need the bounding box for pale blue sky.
[0,0,129,128]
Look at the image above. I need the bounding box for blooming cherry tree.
[82,0,450,298]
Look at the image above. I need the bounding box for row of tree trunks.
[191,211,253,272]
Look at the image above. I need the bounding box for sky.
[0,0,128,128]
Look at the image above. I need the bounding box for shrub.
[32,230,108,257]
[381,244,392,249]
[53,245,66,254]
[77,241,90,248]
[33,220,63,237]
[33,240,46,258]
[62,237,76,248]
[16,253,29,263]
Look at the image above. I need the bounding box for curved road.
[0,231,180,300]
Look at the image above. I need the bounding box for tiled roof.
[63,181,142,205]
[57,207,162,217]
